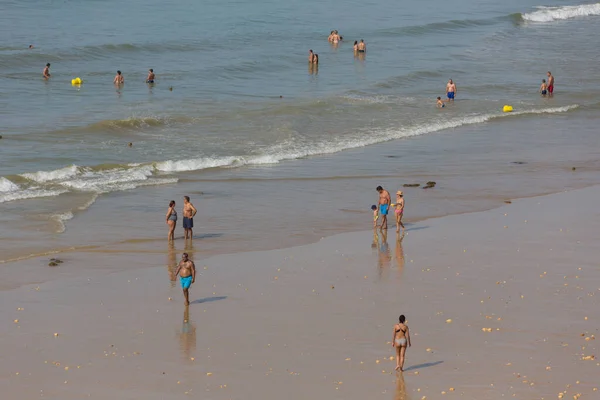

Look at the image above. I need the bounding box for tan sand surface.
[1,186,599,399]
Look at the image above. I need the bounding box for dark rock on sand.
[423,181,437,189]
[512,161,527,165]
[572,167,576,171]
[403,183,420,187]
[504,200,512,204]
[49,258,64,266]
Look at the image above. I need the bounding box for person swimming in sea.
[146,68,155,84]
[436,97,445,108]
[113,70,124,85]
[392,314,411,371]
[42,63,51,79]
[539,79,547,96]
[357,39,366,53]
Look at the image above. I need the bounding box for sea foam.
[522,3,600,22]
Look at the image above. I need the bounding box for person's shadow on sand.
[403,360,443,371]
[190,296,227,305]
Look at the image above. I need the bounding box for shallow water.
[1,0,600,261]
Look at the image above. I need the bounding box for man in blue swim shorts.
[446,79,457,100]
[376,185,391,230]
[175,253,196,306]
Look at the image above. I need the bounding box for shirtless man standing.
[146,69,155,83]
[376,185,391,230]
[446,79,457,101]
[182,196,197,240]
[546,71,555,96]
[43,63,51,79]
[113,70,124,85]
[357,39,366,52]
[175,253,196,306]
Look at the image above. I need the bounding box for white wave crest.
[0,177,19,192]
[522,3,600,22]
[0,188,69,204]
[61,165,155,192]
[21,165,80,183]
[155,157,238,172]
[50,211,74,233]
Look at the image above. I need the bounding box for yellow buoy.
[503,105,513,113]
[71,77,82,85]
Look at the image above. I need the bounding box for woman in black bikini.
[392,314,411,371]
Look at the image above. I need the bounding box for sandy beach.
[2,185,598,399]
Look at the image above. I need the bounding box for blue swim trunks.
[447,92,455,99]
[379,204,389,215]
[180,275,192,289]
[183,217,193,229]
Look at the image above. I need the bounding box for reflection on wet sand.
[377,229,391,279]
[395,232,405,278]
[179,307,196,362]
[394,371,411,400]
[167,242,177,288]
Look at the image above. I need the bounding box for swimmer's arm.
[191,262,196,284]
[406,327,411,347]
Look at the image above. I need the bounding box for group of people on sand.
[373,185,405,233]
[42,63,156,84]
[165,196,198,241]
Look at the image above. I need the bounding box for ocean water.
[1,0,600,261]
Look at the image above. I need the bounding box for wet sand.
[2,186,599,399]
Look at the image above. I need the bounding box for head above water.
[437,96,441,100]
[354,41,358,45]
[542,79,546,83]
[46,63,50,67]
[182,253,188,260]
[184,195,190,203]
[449,79,453,84]
[149,68,154,72]
[376,185,383,192]
[399,315,406,323]
[117,70,121,75]
[169,200,175,207]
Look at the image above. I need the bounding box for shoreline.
[2,185,599,399]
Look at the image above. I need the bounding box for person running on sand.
[182,196,197,240]
[43,63,51,79]
[546,71,554,95]
[394,191,405,233]
[113,70,124,85]
[146,68,155,83]
[539,79,547,96]
[392,315,411,371]
[175,253,196,306]
[166,200,177,241]
[377,186,391,230]
[446,79,457,100]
